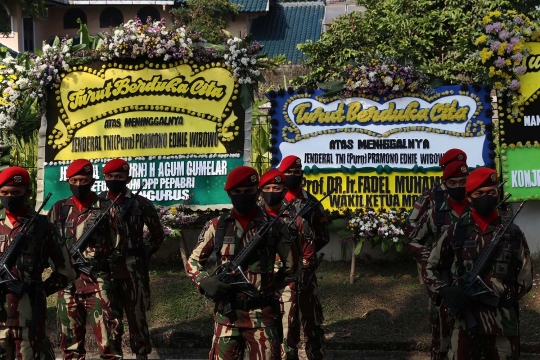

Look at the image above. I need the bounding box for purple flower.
[499,29,510,41]
[492,22,502,32]
[506,43,515,53]
[510,37,520,45]
[512,53,524,63]
[514,16,524,25]
[494,57,506,68]
[515,65,526,75]
[490,41,501,51]
[509,80,521,91]
[486,24,494,33]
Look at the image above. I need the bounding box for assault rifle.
[445,201,525,330]
[207,201,294,316]
[284,188,336,236]
[0,193,51,294]
[69,195,121,275]
[117,181,147,221]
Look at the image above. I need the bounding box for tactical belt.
[86,260,111,273]
[127,248,146,257]
[4,281,42,295]
[234,296,272,311]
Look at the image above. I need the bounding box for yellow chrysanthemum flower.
[489,10,501,18]
[483,16,491,25]
[479,48,493,63]
[497,42,507,56]
[475,34,487,45]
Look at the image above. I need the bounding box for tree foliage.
[293,0,540,86]
[0,0,46,36]
[170,0,239,44]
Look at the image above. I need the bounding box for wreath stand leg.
[349,240,356,285]
[179,232,190,276]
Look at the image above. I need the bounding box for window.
[0,4,12,36]
[64,8,87,29]
[100,7,123,28]
[137,6,160,23]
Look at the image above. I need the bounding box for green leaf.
[239,84,253,110]
[395,242,404,252]
[354,239,364,256]
[70,44,86,53]
[381,241,389,253]
[52,37,60,47]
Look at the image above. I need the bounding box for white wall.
[510,201,540,255]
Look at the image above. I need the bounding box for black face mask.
[230,192,258,214]
[447,187,466,202]
[262,191,285,207]
[70,183,93,200]
[0,194,26,212]
[471,195,498,216]
[106,180,127,195]
[285,175,302,190]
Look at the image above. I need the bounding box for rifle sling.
[434,185,445,239]
[213,210,231,266]
[453,217,467,278]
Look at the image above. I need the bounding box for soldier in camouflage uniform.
[407,149,468,232]
[47,159,123,360]
[278,156,328,360]
[258,169,315,360]
[100,158,164,360]
[423,167,533,359]
[0,167,75,360]
[187,166,301,360]
[406,161,470,360]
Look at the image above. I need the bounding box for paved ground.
[72,348,540,359]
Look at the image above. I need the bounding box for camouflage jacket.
[100,190,164,280]
[285,188,329,252]
[0,209,75,327]
[407,183,446,233]
[423,212,533,336]
[405,196,471,265]
[47,194,118,294]
[187,207,302,328]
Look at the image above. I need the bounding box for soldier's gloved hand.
[439,285,471,310]
[200,275,230,299]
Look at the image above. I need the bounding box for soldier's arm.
[404,209,434,264]
[515,232,533,299]
[423,228,453,303]
[186,219,216,293]
[42,223,76,295]
[299,218,316,283]
[141,199,165,255]
[312,202,330,252]
[407,190,433,231]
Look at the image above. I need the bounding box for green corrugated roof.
[250,2,324,64]
[230,0,268,13]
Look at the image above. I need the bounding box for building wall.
[1,3,22,53]
[34,5,174,50]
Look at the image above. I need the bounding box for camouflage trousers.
[114,277,151,356]
[279,290,300,360]
[0,326,54,360]
[57,289,123,360]
[297,283,325,360]
[209,322,281,360]
[428,299,451,360]
[448,328,519,359]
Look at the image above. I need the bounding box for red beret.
[278,155,302,172]
[0,166,30,187]
[103,158,130,174]
[442,161,469,180]
[439,149,467,168]
[224,166,258,191]
[259,170,285,188]
[465,167,498,193]
[66,159,93,178]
